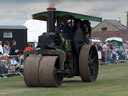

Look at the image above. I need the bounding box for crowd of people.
[0,40,33,78]
[95,41,128,65]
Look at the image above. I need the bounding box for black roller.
[79,44,99,82]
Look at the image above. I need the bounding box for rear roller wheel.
[24,55,41,87]
[79,45,99,82]
[39,56,63,87]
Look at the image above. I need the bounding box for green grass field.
[0,63,128,96]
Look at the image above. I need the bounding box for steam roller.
[24,8,102,87]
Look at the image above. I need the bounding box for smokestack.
[47,8,56,32]
[47,8,56,11]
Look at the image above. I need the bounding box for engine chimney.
[47,8,56,11]
[47,8,56,32]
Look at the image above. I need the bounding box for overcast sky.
[0,0,128,26]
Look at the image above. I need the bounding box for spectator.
[102,42,112,64]
[0,52,2,56]
[117,46,124,60]
[97,42,103,60]
[0,56,8,78]
[0,41,3,54]
[0,62,8,75]
[18,51,24,65]
[109,43,113,51]
[20,55,24,65]
[123,41,127,48]
[9,40,19,62]
[123,47,128,60]
[97,42,103,51]
[3,41,10,55]
[94,42,98,50]
[112,47,119,64]
[9,40,19,55]
[124,46,128,59]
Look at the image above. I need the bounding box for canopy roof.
[105,37,123,42]
[33,11,102,22]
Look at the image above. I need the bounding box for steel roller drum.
[79,44,99,82]
[39,56,63,87]
[24,55,41,87]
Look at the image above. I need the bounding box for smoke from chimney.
[49,0,61,8]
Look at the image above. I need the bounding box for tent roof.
[105,37,123,42]
[24,19,46,42]
[33,11,102,22]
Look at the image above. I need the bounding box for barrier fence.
[0,55,24,77]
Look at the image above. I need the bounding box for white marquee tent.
[24,19,47,42]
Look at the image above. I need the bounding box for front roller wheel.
[24,55,41,87]
[79,45,99,82]
[39,56,64,87]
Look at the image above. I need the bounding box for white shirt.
[0,45,3,54]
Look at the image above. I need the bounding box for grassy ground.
[0,63,128,96]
